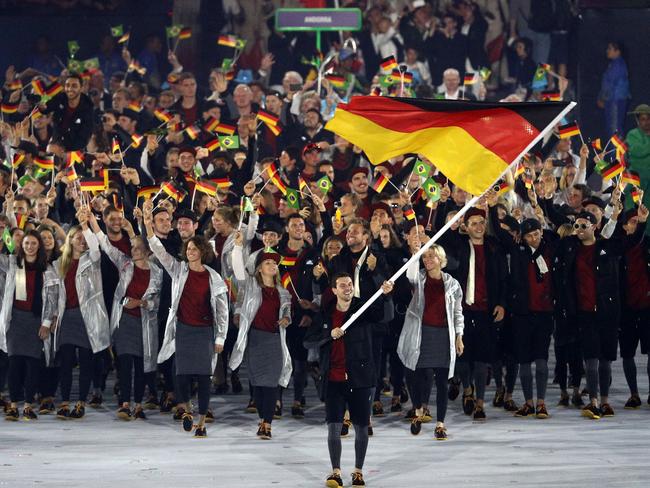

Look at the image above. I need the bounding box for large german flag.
[325,97,572,195]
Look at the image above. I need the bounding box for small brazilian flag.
[68,41,80,57]
[166,24,182,38]
[422,178,441,202]
[286,188,300,209]
[413,158,431,177]
[111,25,124,37]
[68,59,82,73]
[2,227,15,254]
[83,57,100,70]
[218,135,239,149]
[316,175,333,194]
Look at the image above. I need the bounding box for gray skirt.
[59,307,92,350]
[175,321,214,375]
[114,312,144,358]
[245,327,283,388]
[7,308,43,359]
[416,325,451,369]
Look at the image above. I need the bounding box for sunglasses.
[573,223,591,230]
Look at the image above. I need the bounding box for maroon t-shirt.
[329,308,347,382]
[423,275,447,327]
[466,244,489,312]
[180,104,198,126]
[527,254,554,312]
[177,269,212,326]
[625,244,650,309]
[213,234,228,272]
[65,259,80,309]
[124,267,151,318]
[576,243,597,312]
[110,234,132,257]
[252,286,281,333]
[14,263,37,312]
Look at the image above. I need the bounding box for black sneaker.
[571,392,585,408]
[194,426,207,438]
[536,404,549,419]
[325,473,343,488]
[291,403,305,419]
[205,409,215,423]
[503,399,519,412]
[134,407,147,420]
[434,425,448,441]
[462,394,476,416]
[404,408,416,421]
[231,374,243,394]
[256,422,265,437]
[390,397,402,413]
[473,406,487,421]
[89,394,103,408]
[493,386,505,407]
[372,401,384,417]
[514,403,535,417]
[160,396,173,413]
[5,407,19,421]
[557,392,570,407]
[245,399,258,414]
[143,396,159,410]
[367,424,373,436]
[624,394,642,409]
[341,419,351,437]
[410,416,422,436]
[173,407,186,421]
[56,405,71,420]
[581,404,601,420]
[117,407,132,420]
[22,406,38,421]
[39,400,55,415]
[600,403,615,417]
[400,386,409,404]
[448,380,460,401]
[273,403,282,419]
[182,413,194,432]
[260,424,272,440]
[70,403,85,419]
[351,472,365,486]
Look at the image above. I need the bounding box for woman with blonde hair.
[53,208,110,420]
[230,249,292,439]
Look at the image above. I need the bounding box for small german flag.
[463,73,477,85]
[127,101,141,112]
[112,138,120,154]
[136,185,159,200]
[33,156,54,170]
[610,134,628,160]
[195,180,217,196]
[203,116,220,133]
[153,108,171,123]
[45,82,63,98]
[79,177,106,192]
[601,160,625,181]
[514,162,525,178]
[257,109,279,127]
[380,56,397,72]
[185,125,200,140]
[178,27,192,40]
[631,188,641,204]
[391,69,402,82]
[7,79,22,91]
[1,103,18,114]
[493,179,510,195]
[281,272,292,289]
[161,181,185,201]
[267,123,282,136]
[66,151,84,167]
[131,133,144,148]
[12,153,25,168]
[271,174,287,195]
[31,79,46,96]
[63,166,78,182]
[205,138,220,152]
[298,176,308,192]
[404,207,416,221]
[372,173,389,193]
[128,60,147,76]
[402,72,414,84]
[15,213,28,230]
[591,138,602,152]
[117,32,130,44]
[370,87,382,97]
[622,170,641,187]
[558,121,581,139]
[218,35,237,47]
[280,256,297,267]
[215,123,236,135]
[211,177,231,188]
[325,74,346,89]
[524,174,534,189]
[266,161,279,179]
[541,90,561,101]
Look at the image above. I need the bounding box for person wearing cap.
[626,104,650,215]
[143,199,228,438]
[554,204,644,420]
[304,271,391,488]
[617,207,650,408]
[437,206,508,421]
[301,141,323,182]
[229,250,292,440]
[86,212,162,421]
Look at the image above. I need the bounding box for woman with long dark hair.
[143,200,229,438]
[0,230,59,421]
[230,250,292,439]
[52,209,111,420]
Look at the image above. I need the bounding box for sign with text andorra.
[275,8,362,31]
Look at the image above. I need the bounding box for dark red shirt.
[625,244,650,309]
[423,275,447,327]
[180,103,198,126]
[124,266,151,318]
[14,263,37,312]
[252,286,281,333]
[329,308,347,382]
[65,259,80,309]
[177,269,212,326]
[527,254,554,312]
[110,234,132,256]
[576,243,597,312]
[213,234,228,272]
[466,243,488,312]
